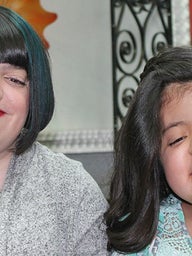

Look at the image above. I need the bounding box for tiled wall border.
[38,129,114,153]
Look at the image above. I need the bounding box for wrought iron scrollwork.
[111,0,172,133]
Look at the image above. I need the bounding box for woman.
[0,6,108,255]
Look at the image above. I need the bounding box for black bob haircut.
[0,6,54,154]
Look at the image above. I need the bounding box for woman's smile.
[0,110,5,117]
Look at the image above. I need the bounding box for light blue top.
[112,194,192,255]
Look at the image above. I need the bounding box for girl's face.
[160,82,192,204]
[0,63,29,156]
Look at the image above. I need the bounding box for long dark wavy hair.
[105,46,192,253]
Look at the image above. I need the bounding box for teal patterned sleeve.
[110,195,192,255]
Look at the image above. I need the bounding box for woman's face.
[0,63,29,155]
[160,82,192,204]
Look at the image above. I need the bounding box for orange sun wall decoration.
[0,0,57,48]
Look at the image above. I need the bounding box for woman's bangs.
[0,24,28,70]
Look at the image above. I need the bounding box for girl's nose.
[189,139,192,155]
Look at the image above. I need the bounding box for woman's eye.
[169,136,186,146]
[4,76,27,86]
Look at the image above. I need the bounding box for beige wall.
[41,0,113,134]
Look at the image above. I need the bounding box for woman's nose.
[0,83,3,100]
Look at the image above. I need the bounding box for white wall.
[40,0,113,134]
[38,1,191,153]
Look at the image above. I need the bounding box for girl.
[105,46,192,255]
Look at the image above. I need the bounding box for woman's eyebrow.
[0,63,24,71]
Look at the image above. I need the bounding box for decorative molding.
[171,0,190,46]
[1,0,57,48]
[37,129,114,153]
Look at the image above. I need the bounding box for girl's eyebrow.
[162,121,185,134]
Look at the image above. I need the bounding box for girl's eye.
[169,136,186,146]
[4,76,27,86]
